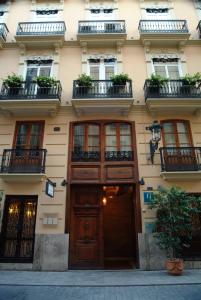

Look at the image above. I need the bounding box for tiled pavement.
[1,270,201,300]
[0,269,201,286]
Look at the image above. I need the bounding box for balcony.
[71,151,133,162]
[144,80,201,115]
[138,20,190,46]
[0,149,47,182]
[71,80,133,115]
[0,81,62,116]
[77,20,126,46]
[160,147,201,181]
[15,22,66,47]
[0,23,9,46]
[197,21,201,38]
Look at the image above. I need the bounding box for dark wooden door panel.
[69,185,103,269]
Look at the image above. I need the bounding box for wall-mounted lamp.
[138,177,145,186]
[61,179,68,186]
[146,120,162,164]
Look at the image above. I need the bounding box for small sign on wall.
[45,180,56,198]
[145,222,155,233]
[143,192,154,204]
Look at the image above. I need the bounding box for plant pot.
[149,86,160,94]
[166,259,184,276]
[37,87,52,97]
[8,87,21,96]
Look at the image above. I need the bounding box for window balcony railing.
[144,80,201,100]
[0,149,47,174]
[160,147,201,172]
[71,151,134,162]
[16,21,66,36]
[0,81,62,100]
[139,20,189,34]
[197,21,201,38]
[73,80,133,99]
[78,20,126,34]
[0,23,9,41]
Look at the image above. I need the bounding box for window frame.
[73,123,100,153]
[13,121,45,150]
[161,120,193,148]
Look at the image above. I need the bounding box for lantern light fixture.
[146,120,163,164]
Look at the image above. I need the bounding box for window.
[161,120,192,147]
[73,124,100,153]
[88,58,116,80]
[105,123,132,152]
[145,7,170,20]
[26,59,52,82]
[14,122,44,150]
[152,58,181,79]
[36,10,58,16]
[71,122,134,162]
[89,8,115,20]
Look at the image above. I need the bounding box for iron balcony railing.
[71,151,134,162]
[139,20,189,34]
[160,147,201,172]
[16,21,66,36]
[0,81,62,100]
[73,80,133,99]
[197,21,201,38]
[0,23,9,41]
[144,80,201,100]
[78,20,126,34]
[1,149,47,174]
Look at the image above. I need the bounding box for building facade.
[0,0,201,271]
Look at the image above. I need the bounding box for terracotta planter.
[166,259,184,276]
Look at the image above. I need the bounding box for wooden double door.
[69,185,136,269]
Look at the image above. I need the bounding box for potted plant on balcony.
[148,74,168,94]
[110,73,131,95]
[180,72,201,95]
[35,76,57,96]
[150,186,201,276]
[2,73,23,96]
[76,73,92,96]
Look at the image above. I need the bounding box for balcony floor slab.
[0,99,60,117]
[160,171,201,181]
[0,173,47,183]
[146,98,201,115]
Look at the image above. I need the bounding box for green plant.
[181,72,201,86]
[35,76,57,88]
[150,186,201,260]
[77,74,92,87]
[149,74,168,87]
[3,73,23,88]
[110,73,130,85]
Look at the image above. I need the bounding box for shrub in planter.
[35,76,57,96]
[3,73,23,95]
[110,73,130,86]
[148,74,168,94]
[180,73,201,94]
[150,187,201,275]
[109,73,131,95]
[76,74,92,96]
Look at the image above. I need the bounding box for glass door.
[25,60,52,96]
[0,196,37,262]
[12,122,44,173]
[162,121,197,171]
[89,58,116,94]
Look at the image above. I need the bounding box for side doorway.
[0,196,37,262]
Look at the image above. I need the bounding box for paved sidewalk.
[0,270,201,287]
